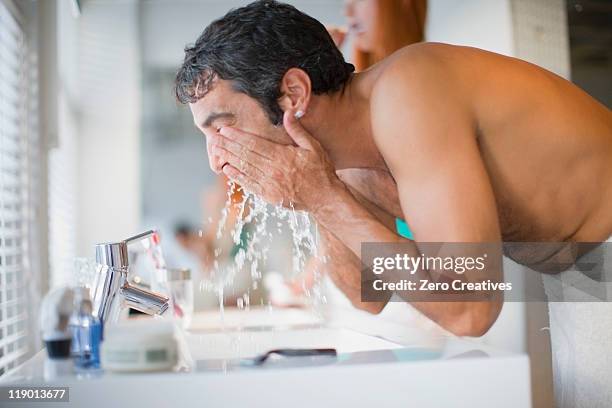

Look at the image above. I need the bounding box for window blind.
[0,0,37,377]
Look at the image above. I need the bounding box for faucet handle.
[123,229,158,245]
[95,230,159,268]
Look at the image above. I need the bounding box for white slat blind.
[0,0,38,376]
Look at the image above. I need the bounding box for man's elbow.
[450,319,491,338]
[445,301,502,337]
[352,299,386,314]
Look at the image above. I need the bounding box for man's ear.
[277,68,312,113]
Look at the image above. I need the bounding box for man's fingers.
[213,145,267,180]
[283,110,319,151]
[211,135,271,171]
[222,164,263,197]
[218,127,278,159]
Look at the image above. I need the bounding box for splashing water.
[200,181,327,316]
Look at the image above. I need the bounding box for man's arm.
[314,181,400,314]
[316,224,390,313]
[311,56,504,336]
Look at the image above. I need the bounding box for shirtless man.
[175,1,612,402]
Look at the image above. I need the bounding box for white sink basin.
[2,308,532,408]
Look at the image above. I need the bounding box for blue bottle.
[69,287,102,370]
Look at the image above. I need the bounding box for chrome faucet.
[91,230,169,327]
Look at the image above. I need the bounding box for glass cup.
[158,268,194,329]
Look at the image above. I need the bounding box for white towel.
[544,239,612,408]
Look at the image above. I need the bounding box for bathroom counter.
[1,308,531,407]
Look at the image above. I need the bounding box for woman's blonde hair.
[353,0,427,71]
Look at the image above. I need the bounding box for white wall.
[427,0,515,55]
[511,0,570,78]
[75,0,142,254]
[140,0,345,69]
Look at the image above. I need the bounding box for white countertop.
[1,307,531,408]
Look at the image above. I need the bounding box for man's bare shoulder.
[370,43,468,108]
[372,42,446,81]
[373,42,471,80]
[369,43,475,146]
[370,42,513,97]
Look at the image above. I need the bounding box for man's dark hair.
[174,0,355,125]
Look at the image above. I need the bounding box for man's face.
[189,79,292,174]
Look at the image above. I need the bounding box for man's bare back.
[339,43,612,266]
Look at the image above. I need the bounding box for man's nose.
[205,141,222,173]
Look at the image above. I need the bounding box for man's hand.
[211,110,344,212]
